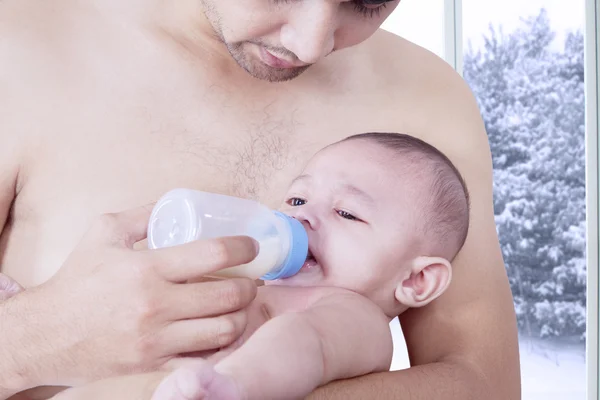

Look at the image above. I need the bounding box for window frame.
[585,0,600,398]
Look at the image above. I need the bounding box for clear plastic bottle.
[147,188,308,280]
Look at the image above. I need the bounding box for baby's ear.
[395,256,452,308]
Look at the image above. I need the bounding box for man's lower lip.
[259,47,297,69]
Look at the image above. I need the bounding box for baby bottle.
[147,188,308,280]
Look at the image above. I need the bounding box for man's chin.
[227,47,309,82]
[242,63,310,83]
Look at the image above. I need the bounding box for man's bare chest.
[2,93,338,286]
[25,97,324,210]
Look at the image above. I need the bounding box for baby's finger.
[151,363,209,400]
[0,273,24,300]
[0,291,17,301]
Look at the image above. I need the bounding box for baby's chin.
[265,259,325,287]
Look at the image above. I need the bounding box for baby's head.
[276,132,470,317]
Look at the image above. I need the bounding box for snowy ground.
[389,318,587,399]
[518,335,586,400]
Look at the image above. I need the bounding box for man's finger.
[165,278,257,321]
[147,236,259,282]
[156,310,248,356]
[86,203,155,247]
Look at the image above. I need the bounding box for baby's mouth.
[268,245,323,285]
[302,248,319,271]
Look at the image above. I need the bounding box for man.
[0,0,521,399]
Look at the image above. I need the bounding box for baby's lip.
[306,242,320,264]
[302,244,323,272]
[269,242,322,286]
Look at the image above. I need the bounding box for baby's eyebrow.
[363,0,395,4]
[290,174,311,186]
[340,183,375,206]
[290,174,375,206]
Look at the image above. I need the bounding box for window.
[461,1,588,398]
[381,0,445,58]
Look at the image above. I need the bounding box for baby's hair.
[341,132,471,261]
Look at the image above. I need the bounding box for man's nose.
[280,3,337,65]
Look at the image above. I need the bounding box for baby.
[151,132,470,400]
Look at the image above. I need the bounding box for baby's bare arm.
[214,290,393,400]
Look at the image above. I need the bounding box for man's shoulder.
[0,0,86,138]
[1,0,85,74]
[1,1,61,102]
[343,29,490,158]
[342,31,452,91]
[362,30,479,119]
[1,0,65,47]
[0,1,32,159]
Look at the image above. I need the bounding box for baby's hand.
[0,273,24,301]
[152,360,241,400]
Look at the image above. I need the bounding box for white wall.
[381,0,445,58]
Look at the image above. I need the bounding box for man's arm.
[0,31,30,392]
[209,291,393,400]
[0,90,29,398]
[308,41,521,400]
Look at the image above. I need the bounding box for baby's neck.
[384,304,410,320]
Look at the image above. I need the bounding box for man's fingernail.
[253,239,260,254]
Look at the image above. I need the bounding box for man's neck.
[152,2,224,55]
[95,0,236,75]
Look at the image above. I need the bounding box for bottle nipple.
[261,212,308,280]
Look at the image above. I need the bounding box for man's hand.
[0,204,259,395]
[50,362,239,400]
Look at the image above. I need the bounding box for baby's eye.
[288,197,306,207]
[337,210,358,221]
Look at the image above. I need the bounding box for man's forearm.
[1,304,29,399]
[307,360,495,400]
[0,295,41,399]
[49,372,168,400]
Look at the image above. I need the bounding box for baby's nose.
[291,208,320,231]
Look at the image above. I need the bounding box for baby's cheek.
[333,248,371,282]
[353,252,389,289]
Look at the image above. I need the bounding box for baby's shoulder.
[255,285,358,318]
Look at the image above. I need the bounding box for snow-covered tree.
[463,9,586,341]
